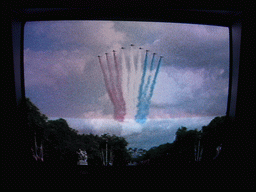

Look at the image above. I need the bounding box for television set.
[23,20,229,156]
[3,4,253,189]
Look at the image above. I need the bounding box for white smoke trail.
[131,45,138,119]
[135,47,143,104]
[121,48,127,98]
[121,48,131,119]
[100,45,162,123]
[119,45,142,120]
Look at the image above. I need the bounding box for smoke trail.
[147,56,163,104]
[134,47,143,112]
[143,53,156,99]
[135,50,149,124]
[135,55,163,124]
[99,45,162,124]
[106,52,126,122]
[98,53,125,122]
[136,48,143,79]
[130,45,138,119]
[122,47,133,119]
[113,50,126,118]
[121,47,128,111]
[122,45,142,120]
[137,50,149,104]
[105,53,119,109]
[98,55,115,105]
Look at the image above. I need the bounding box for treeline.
[26,97,226,166]
[133,116,226,165]
[25,98,130,166]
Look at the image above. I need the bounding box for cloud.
[137,23,229,71]
[24,47,108,118]
[64,116,142,137]
[124,116,215,149]
[82,109,113,120]
[24,21,229,143]
[25,21,229,70]
[25,21,127,54]
[24,48,93,86]
[150,66,228,118]
[152,67,204,105]
[62,115,215,149]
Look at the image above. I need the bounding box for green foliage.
[26,98,130,165]
[26,97,226,165]
[136,116,226,164]
[201,116,226,160]
[25,98,47,137]
[174,127,199,162]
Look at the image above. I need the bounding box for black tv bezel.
[6,6,254,189]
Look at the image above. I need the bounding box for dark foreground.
[3,161,254,189]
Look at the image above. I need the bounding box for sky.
[24,21,229,149]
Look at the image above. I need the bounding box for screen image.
[24,21,229,165]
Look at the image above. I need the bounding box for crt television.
[4,5,253,189]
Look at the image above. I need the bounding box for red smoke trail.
[113,51,126,116]
[98,55,115,105]
[105,53,125,121]
[98,53,126,122]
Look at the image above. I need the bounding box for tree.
[25,98,48,161]
[24,98,132,165]
[79,133,102,165]
[100,134,130,166]
[43,118,78,163]
[136,116,227,165]
[174,127,199,162]
[201,116,226,161]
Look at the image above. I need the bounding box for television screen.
[24,20,229,165]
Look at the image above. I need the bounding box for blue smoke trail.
[135,50,148,124]
[135,55,163,124]
[140,53,156,103]
[147,56,163,103]
[137,50,149,105]
[144,53,156,99]
[150,53,156,71]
